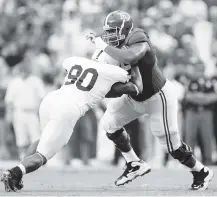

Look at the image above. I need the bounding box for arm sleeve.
[106,82,138,98]
[104,64,130,83]
[104,42,149,65]
[114,68,130,83]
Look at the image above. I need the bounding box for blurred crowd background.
[1,0,217,168]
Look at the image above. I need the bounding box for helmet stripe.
[104,12,113,27]
[129,23,133,33]
[119,19,125,35]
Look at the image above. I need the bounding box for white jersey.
[59,56,129,115]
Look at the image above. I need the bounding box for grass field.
[0,165,216,196]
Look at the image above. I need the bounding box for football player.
[0,51,140,192]
[87,10,214,190]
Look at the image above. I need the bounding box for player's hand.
[86,32,108,50]
[86,32,96,43]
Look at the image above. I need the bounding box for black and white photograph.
[0,0,217,196]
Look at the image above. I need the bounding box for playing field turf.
[0,165,216,196]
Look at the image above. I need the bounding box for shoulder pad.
[125,28,149,46]
[62,57,76,72]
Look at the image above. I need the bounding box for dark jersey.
[125,28,166,101]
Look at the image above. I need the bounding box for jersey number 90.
[64,65,98,91]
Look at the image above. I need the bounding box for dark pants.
[185,109,213,165]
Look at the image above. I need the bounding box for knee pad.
[100,115,117,133]
[106,128,131,152]
[170,142,193,165]
[106,128,130,143]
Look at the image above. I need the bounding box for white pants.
[37,91,81,160]
[100,80,181,152]
[13,110,40,148]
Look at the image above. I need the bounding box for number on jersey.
[65,65,98,91]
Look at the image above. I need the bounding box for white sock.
[191,160,204,172]
[122,149,140,163]
[18,164,26,175]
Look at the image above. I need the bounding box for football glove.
[86,32,96,43]
[86,33,108,50]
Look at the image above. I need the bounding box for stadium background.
[0,0,217,195]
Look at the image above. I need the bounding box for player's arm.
[104,42,150,65]
[105,82,139,98]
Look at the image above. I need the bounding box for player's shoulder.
[62,56,77,67]
[62,56,81,71]
[63,56,92,66]
[125,28,149,46]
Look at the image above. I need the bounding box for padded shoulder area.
[125,28,149,46]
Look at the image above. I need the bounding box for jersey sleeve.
[125,28,149,46]
[111,66,130,83]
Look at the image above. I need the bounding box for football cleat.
[115,160,151,186]
[0,170,23,192]
[191,167,214,191]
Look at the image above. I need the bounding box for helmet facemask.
[102,26,126,47]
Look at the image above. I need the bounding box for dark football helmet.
[102,10,133,47]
